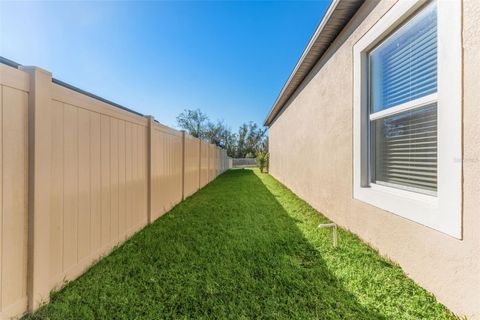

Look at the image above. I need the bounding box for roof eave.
[264,0,364,127]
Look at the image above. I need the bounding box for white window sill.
[354,183,438,226]
[353,182,461,238]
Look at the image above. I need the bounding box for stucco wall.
[268,0,480,318]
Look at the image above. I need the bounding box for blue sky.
[0,1,330,130]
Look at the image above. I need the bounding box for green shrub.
[256,152,269,173]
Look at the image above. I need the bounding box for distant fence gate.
[233,158,257,167]
[0,61,232,319]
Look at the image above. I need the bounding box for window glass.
[373,104,437,193]
[369,2,437,113]
[369,1,438,194]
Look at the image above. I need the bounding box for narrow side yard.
[25,169,456,319]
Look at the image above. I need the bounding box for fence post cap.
[19,65,52,76]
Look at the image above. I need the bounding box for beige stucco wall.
[268,0,480,318]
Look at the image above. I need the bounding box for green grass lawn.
[25,168,457,319]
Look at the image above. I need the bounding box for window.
[353,0,462,238]
[369,1,438,195]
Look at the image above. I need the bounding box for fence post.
[181,131,185,201]
[198,139,201,190]
[146,116,154,224]
[20,66,52,311]
[206,143,209,182]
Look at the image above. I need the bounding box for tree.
[235,122,267,158]
[245,122,267,155]
[176,109,209,139]
[222,129,237,158]
[204,120,225,146]
[176,109,268,158]
[236,123,248,158]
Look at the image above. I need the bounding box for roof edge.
[264,0,364,126]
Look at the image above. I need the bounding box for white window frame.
[353,0,462,238]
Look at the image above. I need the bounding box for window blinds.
[369,1,438,194]
[373,104,437,192]
[369,2,437,113]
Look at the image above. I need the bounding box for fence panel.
[0,61,229,319]
[200,140,209,187]
[218,149,221,174]
[48,83,149,293]
[151,123,183,221]
[184,134,200,198]
[208,144,215,182]
[233,158,256,167]
[0,64,29,319]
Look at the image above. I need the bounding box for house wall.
[268,0,480,318]
[0,62,231,319]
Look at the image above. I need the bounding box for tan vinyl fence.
[199,140,210,188]
[0,62,232,319]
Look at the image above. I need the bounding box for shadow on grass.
[26,169,386,319]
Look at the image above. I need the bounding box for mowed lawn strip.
[24,168,457,320]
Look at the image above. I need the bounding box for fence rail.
[0,62,231,319]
